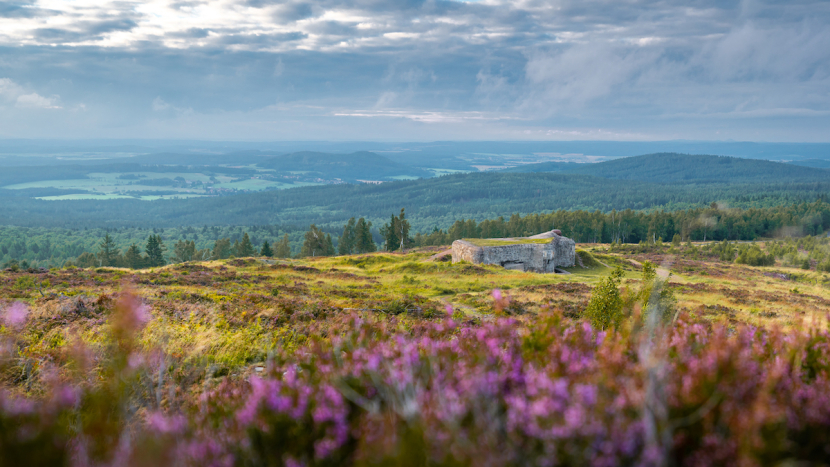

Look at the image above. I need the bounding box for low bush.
[735,244,775,266]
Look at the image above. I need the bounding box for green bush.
[583,267,624,330]
[735,245,775,266]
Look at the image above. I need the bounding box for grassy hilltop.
[2,239,830,465]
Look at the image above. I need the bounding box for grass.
[1,242,828,381]
[3,240,830,465]
[462,237,554,246]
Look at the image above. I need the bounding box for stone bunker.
[451,229,576,273]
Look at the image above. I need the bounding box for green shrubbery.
[735,244,775,266]
[583,261,676,330]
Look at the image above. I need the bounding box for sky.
[0,0,828,142]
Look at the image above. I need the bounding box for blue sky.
[0,0,828,141]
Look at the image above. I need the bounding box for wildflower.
[147,412,186,434]
[3,301,29,329]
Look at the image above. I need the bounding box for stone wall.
[552,235,576,268]
[451,231,576,273]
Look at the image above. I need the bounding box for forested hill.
[505,153,830,183]
[258,151,431,181]
[1,171,828,232]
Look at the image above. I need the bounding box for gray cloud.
[0,2,56,19]
[0,0,827,141]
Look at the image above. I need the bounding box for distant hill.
[258,151,431,182]
[504,153,830,183]
[3,170,830,230]
[502,162,582,173]
[788,159,830,169]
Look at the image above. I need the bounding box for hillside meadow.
[1,241,830,465]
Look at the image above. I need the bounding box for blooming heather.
[3,301,28,329]
[1,310,830,466]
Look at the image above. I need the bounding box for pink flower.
[3,302,28,329]
[133,303,152,326]
[128,352,145,369]
[492,289,503,301]
[147,412,186,434]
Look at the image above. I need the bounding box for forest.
[3,200,830,269]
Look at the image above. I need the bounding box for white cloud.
[152,96,171,111]
[15,92,61,109]
[0,1,828,140]
[0,78,61,109]
[0,78,25,102]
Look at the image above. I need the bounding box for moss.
[463,238,553,247]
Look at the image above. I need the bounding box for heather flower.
[147,412,186,434]
[3,301,29,329]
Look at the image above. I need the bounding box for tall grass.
[1,289,830,465]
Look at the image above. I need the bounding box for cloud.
[0,0,827,140]
[0,78,60,109]
[152,97,171,111]
[16,92,60,109]
[0,2,56,19]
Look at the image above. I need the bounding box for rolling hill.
[258,151,432,182]
[505,153,830,183]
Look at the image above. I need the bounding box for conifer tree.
[381,214,399,251]
[380,209,411,252]
[275,234,291,258]
[124,244,144,269]
[583,267,624,330]
[325,234,335,256]
[260,241,274,257]
[354,218,376,253]
[237,232,255,257]
[338,217,357,255]
[145,235,166,267]
[98,233,118,267]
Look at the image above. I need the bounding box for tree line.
[5,200,830,270]
[62,233,292,269]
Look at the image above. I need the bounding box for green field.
[3,170,321,199]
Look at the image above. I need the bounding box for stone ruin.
[451,229,576,273]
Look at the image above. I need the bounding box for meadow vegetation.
[1,236,830,465]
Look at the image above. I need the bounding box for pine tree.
[380,209,411,252]
[145,235,166,267]
[237,232,255,257]
[583,267,624,330]
[355,218,376,253]
[338,217,357,255]
[325,234,335,256]
[260,241,274,257]
[381,214,400,251]
[98,233,118,267]
[124,244,144,269]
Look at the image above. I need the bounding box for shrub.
[583,266,624,330]
[735,245,775,266]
